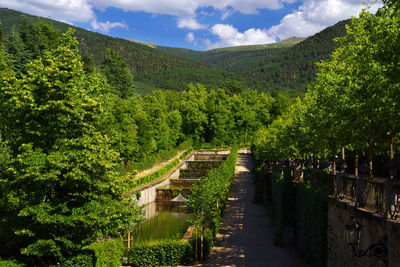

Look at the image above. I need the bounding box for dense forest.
[0,18,294,265]
[0,8,348,96]
[0,8,235,93]
[252,1,400,178]
[1,1,396,265]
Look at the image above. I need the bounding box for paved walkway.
[200,152,304,267]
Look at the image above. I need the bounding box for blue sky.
[0,0,382,50]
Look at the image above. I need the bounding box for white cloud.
[185,32,195,43]
[0,0,94,23]
[0,0,298,31]
[267,0,383,41]
[91,19,128,33]
[91,0,299,28]
[177,17,207,30]
[208,24,276,49]
[0,0,384,45]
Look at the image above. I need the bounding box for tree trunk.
[333,158,336,175]
[341,147,345,160]
[195,227,198,260]
[355,149,359,177]
[200,226,204,260]
[324,152,326,160]
[368,141,373,178]
[389,134,394,179]
[127,232,131,264]
[390,136,394,160]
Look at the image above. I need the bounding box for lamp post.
[345,218,388,267]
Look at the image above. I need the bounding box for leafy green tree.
[206,88,235,145]
[101,48,134,98]
[180,83,208,141]
[0,29,142,265]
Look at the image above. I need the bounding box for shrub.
[85,239,123,267]
[131,158,180,189]
[0,259,25,267]
[128,239,193,266]
[186,145,238,259]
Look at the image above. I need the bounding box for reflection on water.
[124,201,192,246]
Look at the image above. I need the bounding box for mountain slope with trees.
[0,8,235,93]
[0,7,351,95]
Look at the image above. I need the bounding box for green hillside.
[0,8,234,93]
[243,19,350,93]
[206,37,306,52]
[157,37,305,73]
[157,21,349,95]
[0,7,350,95]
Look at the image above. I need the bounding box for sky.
[0,0,382,51]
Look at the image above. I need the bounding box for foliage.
[180,148,193,160]
[0,259,25,266]
[296,171,327,266]
[267,169,327,265]
[253,162,266,204]
[85,239,123,267]
[252,3,400,168]
[187,145,238,240]
[0,8,348,95]
[130,158,180,189]
[128,239,193,267]
[0,30,143,265]
[101,48,134,98]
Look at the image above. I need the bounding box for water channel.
[128,201,192,245]
[123,150,229,247]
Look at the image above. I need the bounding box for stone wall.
[327,197,400,267]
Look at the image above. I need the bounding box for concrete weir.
[136,150,230,206]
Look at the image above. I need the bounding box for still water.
[125,201,192,245]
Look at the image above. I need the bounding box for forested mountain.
[0,7,349,96]
[242,20,350,93]
[0,8,234,93]
[157,37,305,73]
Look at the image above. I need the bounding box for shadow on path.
[199,152,304,267]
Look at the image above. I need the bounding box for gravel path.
[200,151,305,267]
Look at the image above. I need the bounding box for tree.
[101,48,134,98]
[180,83,208,141]
[0,29,143,265]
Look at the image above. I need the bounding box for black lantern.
[345,218,362,247]
[345,218,388,267]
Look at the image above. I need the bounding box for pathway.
[200,151,304,267]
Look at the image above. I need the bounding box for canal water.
[125,201,192,245]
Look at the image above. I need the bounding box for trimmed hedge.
[268,168,327,266]
[179,147,193,160]
[86,239,123,267]
[187,145,239,257]
[55,239,122,267]
[131,158,180,189]
[129,140,192,172]
[0,259,25,267]
[128,239,193,267]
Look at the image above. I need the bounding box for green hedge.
[131,158,180,189]
[268,168,327,266]
[129,149,179,172]
[270,168,296,245]
[85,239,123,267]
[55,239,122,267]
[129,140,192,172]
[179,147,193,160]
[128,239,193,267]
[295,170,327,266]
[186,145,238,258]
[0,259,25,267]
